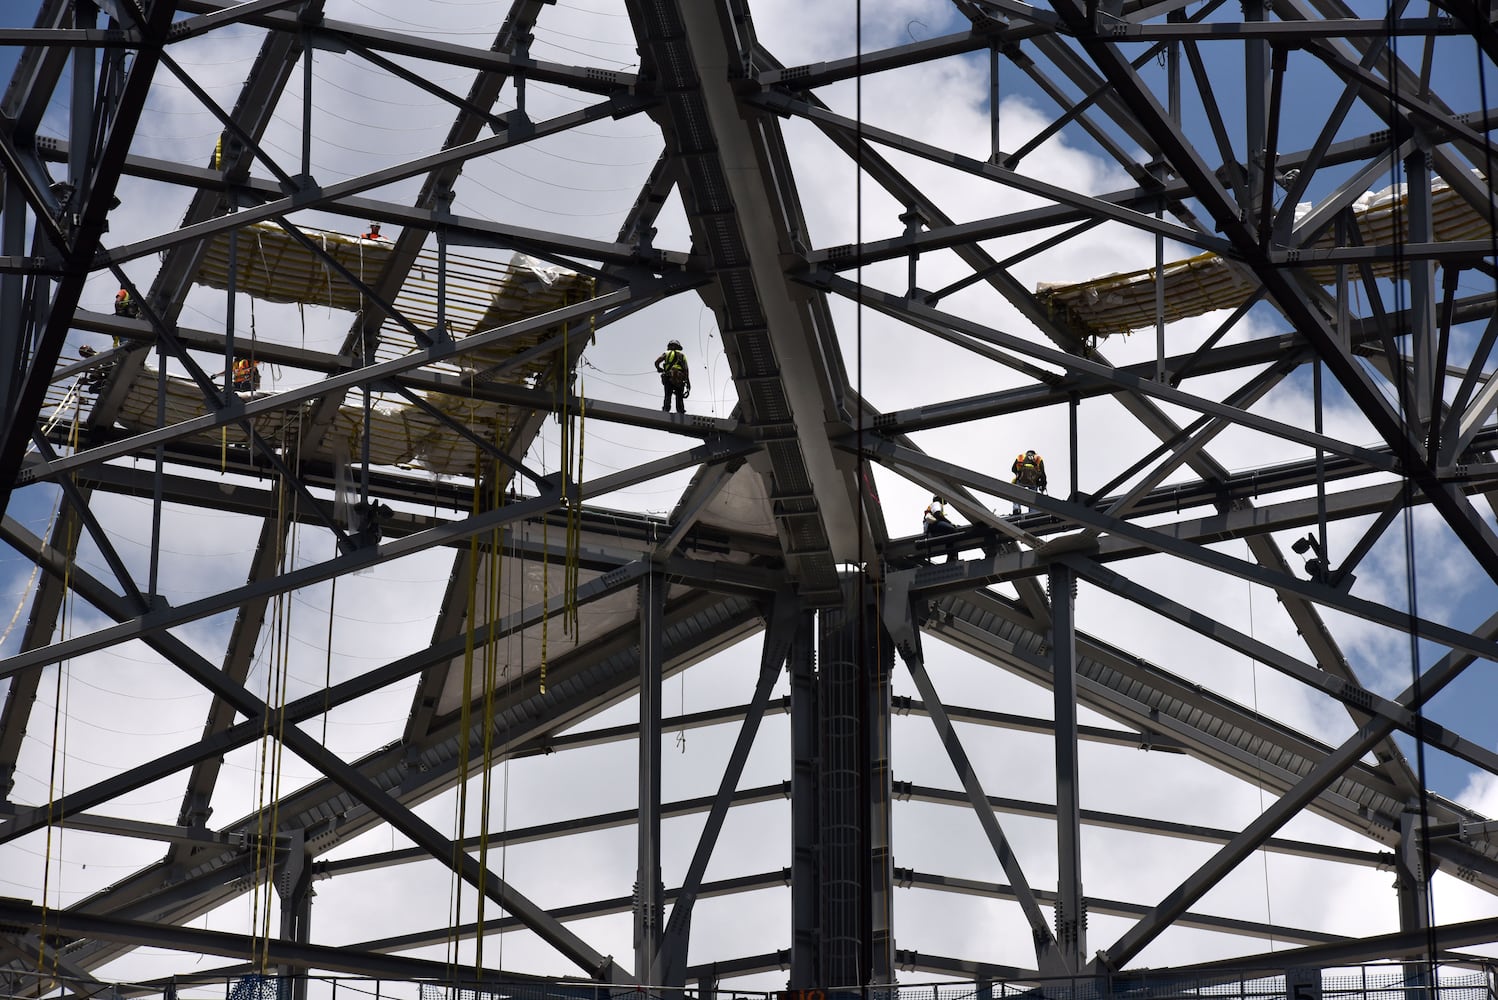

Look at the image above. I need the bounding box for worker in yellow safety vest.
[232,357,261,393]
[654,339,690,414]
[1010,449,1047,516]
[114,287,140,318]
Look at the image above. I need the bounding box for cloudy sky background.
[1,0,1496,992]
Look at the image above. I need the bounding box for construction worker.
[114,287,140,318]
[231,357,261,393]
[923,495,960,562]
[654,339,690,414]
[1010,448,1047,516]
[361,222,385,240]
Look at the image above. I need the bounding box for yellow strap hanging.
[450,444,483,970]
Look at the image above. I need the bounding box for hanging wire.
[1383,3,1440,968]
[1245,546,1275,951]
[38,401,84,980]
[260,422,299,972]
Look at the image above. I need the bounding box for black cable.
[1384,0,1441,976]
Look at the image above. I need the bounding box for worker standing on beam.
[232,357,262,393]
[655,339,690,414]
[1011,448,1047,516]
[361,222,385,240]
[114,287,140,318]
[923,495,960,563]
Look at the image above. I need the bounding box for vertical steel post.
[789,608,819,987]
[635,570,665,986]
[436,224,448,338]
[866,581,894,987]
[989,44,1001,164]
[226,223,238,396]
[149,322,166,600]
[1405,146,1438,427]
[1051,562,1085,972]
[300,32,313,181]
[816,581,893,988]
[1244,0,1268,224]
[1154,207,1165,384]
[1396,810,1433,1000]
[0,172,28,423]
[1314,360,1329,576]
[1166,10,1181,120]
[275,830,311,1000]
[68,0,96,202]
[1068,393,1079,501]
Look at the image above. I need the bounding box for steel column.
[635,570,666,984]
[274,830,312,1000]
[1404,145,1439,426]
[1051,563,1085,973]
[814,580,895,986]
[789,607,819,988]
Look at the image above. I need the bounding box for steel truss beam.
[2,0,1495,990]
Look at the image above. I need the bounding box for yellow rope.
[248,418,298,973]
[476,423,505,972]
[261,421,300,971]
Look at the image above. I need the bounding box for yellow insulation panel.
[116,372,308,447]
[116,255,593,478]
[1037,175,1492,337]
[196,221,394,312]
[114,376,511,476]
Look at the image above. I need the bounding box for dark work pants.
[662,377,685,413]
[925,520,959,562]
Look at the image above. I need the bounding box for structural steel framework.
[1,0,1497,995]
